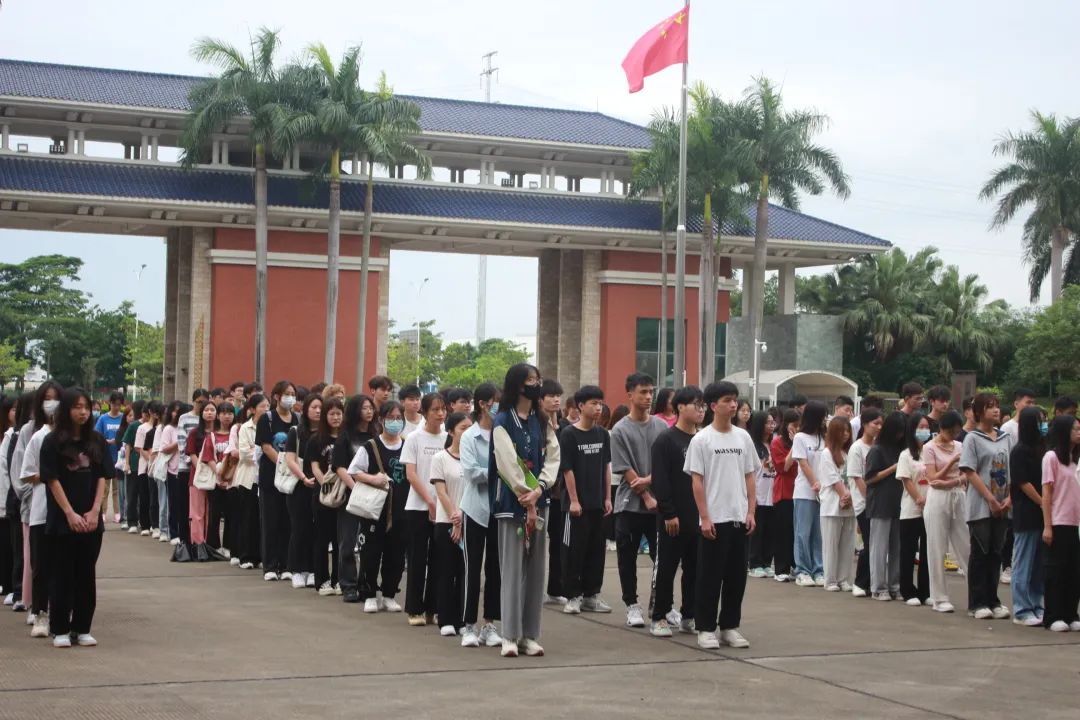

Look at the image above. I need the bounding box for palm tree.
[181,27,288,385]
[930,266,996,375]
[980,111,1080,302]
[736,76,851,361]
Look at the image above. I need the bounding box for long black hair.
[192,400,217,453]
[241,393,267,424]
[316,396,345,447]
[653,387,675,417]
[444,412,470,449]
[749,410,772,458]
[798,400,828,437]
[1049,413,1080,466]
[32,379,64,430]
[14,392,33,431]
[876,411,908,457]
[780,409,801,449]
[50,386,104,467]
[0,395,15,435]
[471,383,499,423]
[298,393,322,438]
[1016,406,1045,459]
[501,363,546,425]
[342,394,376,447]
[905,412,929,461]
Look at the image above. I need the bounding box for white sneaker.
[501,638,519,657]
[825,584,841,592]
[666,608,682,626]
[748,567,766,578]
[333,584,342,596]
[26,611,36,626]
[12,601,25,612]
[544,594,568,606]
[139,529,149,536]
[3,593,12,606]
[383,597,403,613]
[479,623,503,647]
[240,562,254,570]
[30,613,49,638]
[230,557,241,566]
[872,592,892,602]
[720,628,750,648]
[697,630,720,649]
[563,596,582,614]
[839,582,853,592]
[318,581,335,597]
[764,567,776,578]
[774,573,791,583]
[626,604,645,627]
[1050,620,1069,632]
[795,573,815,587]
[582,595,612,613]
[650,619,673,637]
[680,617,696,634]
[1014,616,1043,627]
[170,537,180,546]
[851,585,867,597]
[263,572,279,582]
[76,633,97,647]
[813,574,826,587]
[306,574,315,588]
[291,574,306,589]
[906,597,922,607]
[151,529,161,539]
[933,602,955,613]
[120,522,128,530]
[440,625,458,637]
[364,598,379,613]
[519,638,544,656]
[280,572,293,581]
[606,540,617,552]
[1070,621,1080,632]
[460,624,480,647]
[971,607,993,620]
[991,605,1011,620]
[53,634,72,648]
[1000,567,1012,585]
[158,534,169,543]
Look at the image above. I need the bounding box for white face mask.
[43,399,60,417]
[281,396,296,411]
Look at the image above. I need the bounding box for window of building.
[635,318,726,386]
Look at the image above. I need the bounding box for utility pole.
[476,51,498,345]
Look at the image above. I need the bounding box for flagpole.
[673,60,688,387]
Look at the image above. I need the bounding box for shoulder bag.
[318,439,348,509]
[192,434,220,491]
[345,438,389,520]
[273,427,301,495]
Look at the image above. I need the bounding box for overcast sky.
[1,0,1076,341]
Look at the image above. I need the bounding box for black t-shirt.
[1009,445,1044,532]
[284,427,311,470]
[40,432,114,535]
[255,410,298,477]
[363,435,408,516]
[331,431,373,473]
[865,445,902,519]
[651,426,698,528]
[559,424,610,511]
[304,433,337,479]
[142,424,157,451]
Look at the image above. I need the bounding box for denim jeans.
[155,476,170,539]
[1011,528,1045,620]
[117,473,127,522]
[793,499,823,577]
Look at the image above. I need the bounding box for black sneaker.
[343,589,361,603]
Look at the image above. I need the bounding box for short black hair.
[1013,387,1037,401]
[834,395,854,409]
[540,379,563,398]
[210,387,226,398]
[972,392,999,422]
[108,390,124,403]
[625,372,655,392]
[574,385,604,405]
[861,395,884,410]
[368,375,394,392]
[791,394,808,408]
[192,388,209,402]
[398,384,422,401]
[901,382,924,399]
[1054,396,1077,413]
[229,381,244,392]
[703,381,739,407]
[243,382,262,396]
[962,396,974,412]
[938,409,964,431]
[927,385,951,402]
[672,385,703,414]
[446,387,473,405]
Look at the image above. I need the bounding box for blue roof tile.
[0,59,652,149]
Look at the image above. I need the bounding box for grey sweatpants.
[869,517,901,595]
[498,509,548,641]
[821,515,856,588]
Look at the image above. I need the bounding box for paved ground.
[2,526,1078,720]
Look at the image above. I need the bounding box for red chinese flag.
[621,5,690,93]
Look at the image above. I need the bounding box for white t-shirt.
[429,449,464,525]
[999,419,1019,442]
[134,423,150,474]
[21,425,51,527]
[400,427,447,511]
[845,439,872,516]
[791,432,823,501]
[896,448,927,519]
[683,425,760,525]
[402,415,422,439]
[346,437,404,475]
[756,456,776,508]
[817,449,853,517]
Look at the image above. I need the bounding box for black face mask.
[522,384,543,401]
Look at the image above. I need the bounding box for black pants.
[207,487,225,549]
[434,522,464,628]
[258,474,290,573]
[968,517,1007,610]
[900,516,929,602]
[652,526,698,621]
[561,508,606,599]
[312,499,338,588]
[337,509,362,593]
[359,510,406,600]
[405,509,436,616]
[8,515,22,598]
[604,486,616,541]
[286,484,315,574]
[29,524,49,614]
[130,472,151,530]
[1044,525,1080,626]
[616,511,657,606]
[0,517,12,597]
[462,515,499,624]
[748,505,775,569]
[855,511,871,591]
[234,487,261,565]
[167,471,190,544]
[149,473,159,530]
[772,499,795,576]
[1002,525,1014,571]
[696,522,748,633]
[48,530,102,636]
[546,499,565,597]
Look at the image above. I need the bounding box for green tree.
[0,342,29,389]
[1014,284,1080,394]
[128,318,165,398]
[737,76,851,367]
[980,111,1080,301]
[386,320,441,387]
[440,339,529,389]
[0,254,86,367]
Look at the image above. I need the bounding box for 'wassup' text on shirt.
[713,447,745,456]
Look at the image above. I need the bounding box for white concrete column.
[220,140,228,165]
[67,128,76,154]
[778,263,796,315]
[539,165,549,189]
[76,130,86,155]
[211,140,220,165]
[0,124,8,151]
[292,146,300,170]
[549,166,557,189]
[140,134,149,160]
[351,154,359,176]
[151,135,159,161]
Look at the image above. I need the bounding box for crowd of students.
[3,371,1079,654]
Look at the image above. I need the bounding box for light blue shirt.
[459,422,492,527]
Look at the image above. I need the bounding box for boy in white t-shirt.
[684,381,760,650]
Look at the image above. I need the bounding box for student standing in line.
[649,386,704,636]
[256,381,299,581]
[458,383,503,648]
[611,372,667,628]
[652,388,677,428]
[926,386,951,434]
[307,396,343,595]
[490,363,559,657]
[1053,396,1078,417]
[897,413,931,606]
[0,396,16,607]
[846,408,882,597]
[957,397,976,443]
[560,385,614,619]
[94,391,125,522]
[686,381,760,650]
[41,388,112,648]
[920,410,969,612]
[141,402,163,539]
[997,388,1035,587]
[156,402,183,548]
[1040,413,1080,632]
[122,400,145,535]
[231,394,267,570]
[769,410,800,582]
[284,394,320,589]
[398,385,424,438]
[899,383,925,416]
[540,379,567,606]
[791,401,828,587]
[401,392,447,623]
[172,392,206,560]
[734,400,752,431]
[185,401,219,561]
[748,411,778,579]
[832,396,855,421]
[7,392,34,612]
[367,376,394,412]
[430,412,473,637]
[211,403,236,558]
[866,412,907,601]
[818,416,855,592]
[959,392,1013,620]
[446,388,473,416]
[333,395,379,603]
[131,403,154,536]
[115,405,132,531]
[150,401,179,544]
[1009,406,1046,626]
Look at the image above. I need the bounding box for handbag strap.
[367,438,386,475]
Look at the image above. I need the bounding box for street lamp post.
[132,263,147,401]
[413,277,429,388]
[750,336,767,410]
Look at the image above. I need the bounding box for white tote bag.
[345,439,389,520]
[192,435,220,491]
[273,428,300,495]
